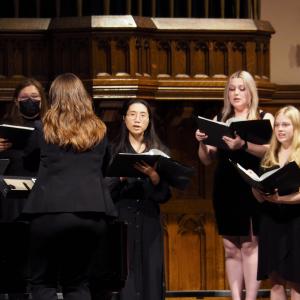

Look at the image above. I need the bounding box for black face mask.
[19,98,41,118]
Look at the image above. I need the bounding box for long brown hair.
[43,73,106,151]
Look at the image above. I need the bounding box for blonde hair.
[261,106,300,167]
[221,70,259,122]
[43,73,106,151]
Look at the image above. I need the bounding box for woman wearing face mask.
[0,78,48,177]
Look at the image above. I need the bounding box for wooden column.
[77,0,82,17]
[55,0,60,17]
[137,0,142,16]
[204,0,209,17]
[220,0,225,18]
[151,0,156,17]
[169,0,174,17]
[187,0,192,17]
[126,0,131,15]
[36,0,41,17]
[104,0,110,15]
[14,0,19,17]
[235,0,240,18]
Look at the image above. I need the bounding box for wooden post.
[137,0,142,16]
[151,0,156,17]
[187,0,192,17]
[55,0,60,17]
[204,0,209,18]
[104,0,110,15]
[77,0,82,17]
[36,0,41,17]
[126,0,131,15]
[169,0,174,17]
[247,0,253,18]
[235,0,240,18]
[220,0,225,18]
[14,0,19,17]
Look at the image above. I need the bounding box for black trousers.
[29,213,107,300]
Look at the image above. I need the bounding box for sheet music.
[3,178,34,190]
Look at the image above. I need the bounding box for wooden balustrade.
[1,0,260,19]
[0,17,275,102]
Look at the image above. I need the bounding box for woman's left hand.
[134,161,160,185]
[222,133,245,150]
[262,190,280,203]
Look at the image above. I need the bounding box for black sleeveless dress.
[257,168,300,282]
[212,113,265,236]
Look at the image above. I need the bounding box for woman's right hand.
[0,138,12,152]
[195,129,208,143]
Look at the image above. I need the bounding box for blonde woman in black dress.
[252,106,300,300]
[195,71,274,300]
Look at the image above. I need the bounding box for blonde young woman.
[252,106,300,300]
[21,73,116,300]
[195,71,274,300]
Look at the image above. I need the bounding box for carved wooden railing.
[1,0,261,19]
[0,16,275,103]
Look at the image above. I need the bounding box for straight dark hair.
[111,99,168,155]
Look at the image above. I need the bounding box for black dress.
[106,147,171,300]
[257,170,300,282]
[212,114,264,236]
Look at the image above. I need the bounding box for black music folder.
[106,149,194,190]
[197,116,272,149]
[231,160,300,194]
[0,124,35,149]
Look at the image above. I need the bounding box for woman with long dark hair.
[107,99,171,300]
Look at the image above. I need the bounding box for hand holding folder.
[197,116,272,149]
[0,124,35,149]
[106,149,195,190]
[231,160,300,194]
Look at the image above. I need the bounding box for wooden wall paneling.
[135,37,143,76]
[192,40,209,78]
[93,36,112,77]
[212,41,228,77]
[0,39,8,78]
[174,39,190,78]
[245,40,257,76]
[142,38,151,76]
[255,40,264,79]
[129,34,138,76]
[112,36,130,76]
[10,39,27,77]
[156,39,172,78]
[262,42,270,80]
[28,38,50,80]
[229,40,247,75]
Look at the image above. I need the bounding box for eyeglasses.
[126,112,149,121]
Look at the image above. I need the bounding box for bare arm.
[195,129,217,165]
[254,189,300,205]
